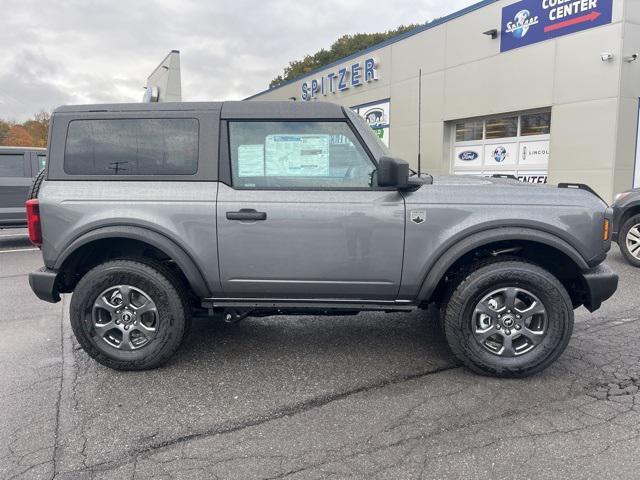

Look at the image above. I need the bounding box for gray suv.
[0,146,46,227]
[28,101,618,377]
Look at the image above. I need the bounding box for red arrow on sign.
[544,11,601,33]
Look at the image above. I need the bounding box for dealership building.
[246,0,640,201]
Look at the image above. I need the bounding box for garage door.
[452,110,550,184]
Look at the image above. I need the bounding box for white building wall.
[251,0,635,201]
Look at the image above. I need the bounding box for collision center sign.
[500,0,613,52]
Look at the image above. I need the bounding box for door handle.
[226,209,267,221]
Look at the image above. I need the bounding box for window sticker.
[237,144,265,177]
[265,135,330,176]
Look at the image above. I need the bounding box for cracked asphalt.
[2,227,640,479]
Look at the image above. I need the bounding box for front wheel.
[70,259,190,370]
[443,260,573,378]
[618,214,640,267]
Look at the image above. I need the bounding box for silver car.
[0,146,46,227]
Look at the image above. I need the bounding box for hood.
[430,174,552,188]
[408,174,607,210]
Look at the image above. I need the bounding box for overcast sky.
[1,0,476,122]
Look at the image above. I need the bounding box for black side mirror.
[377,156,409,189]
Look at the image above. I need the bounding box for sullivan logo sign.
[500,0,612,52]
[301,58,378,101]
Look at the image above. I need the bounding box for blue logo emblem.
[492,146,508,163]
[458,151,479,161]
[506,9,539,39]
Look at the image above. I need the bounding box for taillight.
[25,199,42,246]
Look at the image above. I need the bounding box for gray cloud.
[0,0,475,121]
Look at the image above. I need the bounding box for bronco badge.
[410,210,426,224]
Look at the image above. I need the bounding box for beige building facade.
[248,0,640,201]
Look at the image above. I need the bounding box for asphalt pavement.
[1,227,639,479]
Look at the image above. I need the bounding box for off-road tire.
[27,168,45,199]
[618,214,640,268]
[442,259,573,378]
[69,258,191,370]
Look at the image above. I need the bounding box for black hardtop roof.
[53,101,346,119]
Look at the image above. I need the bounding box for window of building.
[485,116,518,139]
[455,120,483,142]
[64,118,199,175]
[0,154,24,177]
[229,121,375,189]
[521,112,551,136]
[452,110,551,184]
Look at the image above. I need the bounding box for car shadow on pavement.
[173,307,456,375]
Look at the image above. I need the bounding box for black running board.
[201,298,416,313]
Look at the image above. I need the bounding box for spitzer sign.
[500,0,613,52]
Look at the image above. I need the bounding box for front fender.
[415,227,590,304]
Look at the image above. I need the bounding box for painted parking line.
[0,248,39,253]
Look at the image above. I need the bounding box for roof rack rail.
[558,183,604,202]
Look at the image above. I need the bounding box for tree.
[23,111,50,147]
[0,121,10,146]
[4,125,34,147]
[270,24,421,88]
[0,111,50,147]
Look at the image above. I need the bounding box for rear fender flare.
[54,225,210,297]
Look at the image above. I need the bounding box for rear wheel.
[443,260,573,378]
[618,214,640,267]
[70,259,190,370]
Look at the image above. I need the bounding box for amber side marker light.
[603,219,610,241]
[25,199,42,246]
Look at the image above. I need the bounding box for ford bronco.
[27,101,618,377]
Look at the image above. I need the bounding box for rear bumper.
[29,268,61,303]
[580,263,618,312]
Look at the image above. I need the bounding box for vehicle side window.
[0,154,25,177]
[38,155,47,171]
[229,121,376,189]
[64,118,199,175]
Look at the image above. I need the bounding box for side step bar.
[201,298,416,312]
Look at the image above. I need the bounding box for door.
[216,120,405,301]
[0,152,31,225]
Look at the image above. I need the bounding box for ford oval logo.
[458,151,479,161]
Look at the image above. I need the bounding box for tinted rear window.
[64,118,199,175]
[0,154,25,177]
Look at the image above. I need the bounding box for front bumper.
[29,268,61,303]
[580,263,618,312]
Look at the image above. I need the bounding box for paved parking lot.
[1,227,639,480]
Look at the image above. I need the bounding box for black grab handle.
[226,209,267,221]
